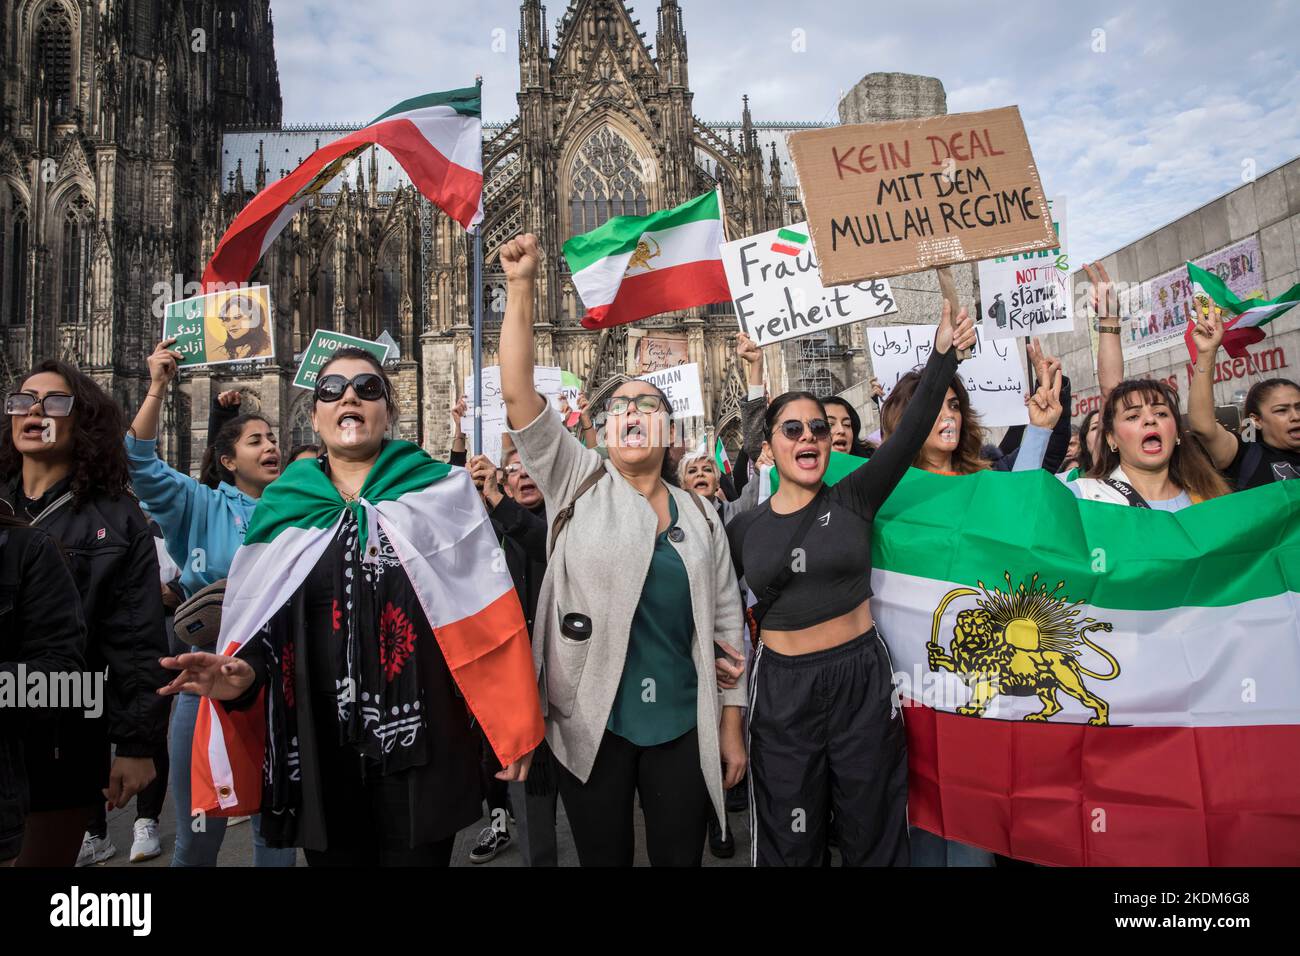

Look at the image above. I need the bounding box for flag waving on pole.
[1183,260,1300,360]
[202,86,484,290]
[713,434,732,476]
[563,190,731,330]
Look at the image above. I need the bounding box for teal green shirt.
[607,497,698,746]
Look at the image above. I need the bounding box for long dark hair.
[879,371,987,474]
[820,396,872,457]
[1091,379,1230,501]
[219,294,271,359]
[199,413,272,489]
[1076,409,1099,475]
[0,359,131,507]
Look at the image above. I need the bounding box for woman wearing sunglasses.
[725,302,975,866]
[124,337,294,868]
[160,347,541,866]
[497,234,747,867]
[0,361,170,866]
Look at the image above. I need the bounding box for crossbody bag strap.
[750,486,826,628]
[547,464,608,560]
[1101,477,1151,509]
[685,490,715,535]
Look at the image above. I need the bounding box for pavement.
[94,775,754,868]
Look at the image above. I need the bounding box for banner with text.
[164,286,275,369]
[977,197,1071,339]
[788,107,1057,285]
[720,221,898,346]
[463,365,563,464]
[867,324,1028,427]
[1118,236,1266,360]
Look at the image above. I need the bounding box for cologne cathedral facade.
[2,0,830,470]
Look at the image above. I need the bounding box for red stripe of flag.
[580,260,730,330]
[904,700,1300,866]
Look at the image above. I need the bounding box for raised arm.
[841,302,972,515]
[1186,300,1239,468]
[130,338,184,442]
[1084,262,1124,404]
[736,333,768,463]
[499,234,547,431]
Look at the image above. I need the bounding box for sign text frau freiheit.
[788,107,1058,285]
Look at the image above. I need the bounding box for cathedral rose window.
[567,127,651,241]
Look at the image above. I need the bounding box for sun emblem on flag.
[927,572,1120,725]
[624,234,661,274]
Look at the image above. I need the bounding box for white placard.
[867,324,1028,427]
[462,365,563,459]
[637,362,703,419]
[977,197,1071,339]
[720,221,898,346]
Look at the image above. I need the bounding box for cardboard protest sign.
[720,221,898,346]
[977,197,1071,339]
[866,324,1028,427]
[638,362,703,419]
[163,286,275,368]
[292,329,390,390]
[636,335,690,374]
[787,107,1057,285]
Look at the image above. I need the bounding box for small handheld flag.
[1183,261,1300,360]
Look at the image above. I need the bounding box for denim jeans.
[909,826,994,867]
[169,690,296,867]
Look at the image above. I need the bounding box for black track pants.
[748,630,910,866]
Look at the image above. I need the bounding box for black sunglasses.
[607,394,666,415]
[6,392,75,417]
[777,418,830,442]
[314,373,388,404]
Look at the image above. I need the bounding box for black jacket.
[488,496,546,634]
[0,522,87,845]
[0,478,170,758]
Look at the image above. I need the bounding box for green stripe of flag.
[368,86,482,126]
[776,228,807,245]
[245,440,450,545]
[772,451,1300,611]
[1189,261,1300,323]
[563,191,720,273]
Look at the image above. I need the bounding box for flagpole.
[472,75,484,457]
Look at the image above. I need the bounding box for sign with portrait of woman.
[162,285,276,368]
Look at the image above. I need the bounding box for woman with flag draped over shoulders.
[159,348,542,866]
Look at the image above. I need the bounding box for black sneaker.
[468,825,512,864]
[708,816,735,859]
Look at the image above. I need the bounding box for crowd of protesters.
[2,237,1298,868]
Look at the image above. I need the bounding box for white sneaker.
[129,818,162,863]
[75,832,117,867]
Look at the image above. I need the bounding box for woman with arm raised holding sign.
[725,301,976,867]
[497,233,747,867]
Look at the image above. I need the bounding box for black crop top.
[727,346,958,631]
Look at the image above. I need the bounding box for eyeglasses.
[607,394,665,415]
[314,373,388,404]
[777,418,830,442]
[503,463,527,476]
[5,392,75,417]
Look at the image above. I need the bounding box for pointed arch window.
[377,240,402,338]
[567,127,650,241]
[2,196,28,326]
[35,5,75,118]
[316,246,337,333]
[60,195,93,325]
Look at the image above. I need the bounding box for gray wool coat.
[508,405,747,829]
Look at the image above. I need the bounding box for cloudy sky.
[270,0,1300,263]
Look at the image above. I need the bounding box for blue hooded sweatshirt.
[125,434,259,598]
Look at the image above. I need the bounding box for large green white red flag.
[1184,260,1300,360]
[768,452,1300,865]
[202,86,483,289]
[563,190,731,330]
[191,440,542,815]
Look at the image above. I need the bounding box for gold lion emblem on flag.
[928,573,1120,725]
[624,235,661,274]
